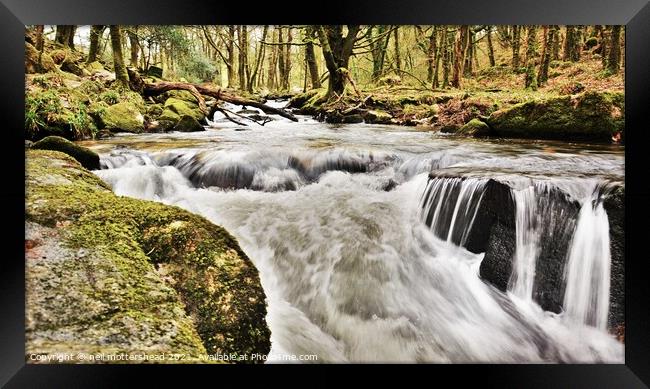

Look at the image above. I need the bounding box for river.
[80,101,625,363]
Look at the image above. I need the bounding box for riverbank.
[26,34,624,144]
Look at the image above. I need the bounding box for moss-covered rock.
[457,118,492,137]
[99,102,145,133]
[25,42,57,74]
[173,115,205,132]
[163,98,205,122]
[31,136,100,170]
[487,91,624,142]
[25,151,271,363]
[363,109,393,124]
[85,61,105,73]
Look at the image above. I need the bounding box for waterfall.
[508,186,541,300]
[90,116,624,363]
[563,195,612,330]
[420,177,486,247]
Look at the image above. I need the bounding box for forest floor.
[286,57,624,143]
[25,33,625,144]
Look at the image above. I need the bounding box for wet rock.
[457,118,492,137]
[31,136,100,170]
[61,59,85,77]
[238,109,260,115]
[602,184,624,329]
[472,178,624,328]
[364,109,393,124]
[146,65,163,78]
[173,115,205,132]
[342,114,364,124]
[477,183,581,313]
[247,114,274,123]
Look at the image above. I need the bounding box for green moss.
[486,91,624,142]
[26,151,271,363]
[164,98,204,122]
[457,118,491,137]
[99,102,145,133]
[31,136,100,170]
[363,109,393,124]
[85,61,105,73]
[173,115,205,132]
[25,42,57,73]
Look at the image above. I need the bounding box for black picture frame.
[2,0,649,386]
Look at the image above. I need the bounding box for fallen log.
[143,81,298,122]
[143,81,208,115]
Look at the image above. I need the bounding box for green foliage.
[100,90,120,105]
[177,53,219,83]
[69,102,96,139]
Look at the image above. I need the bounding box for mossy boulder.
[486,91,624,142]
[31,136,100,170]
[61,59,86,77]
[164,97,205,122]
[363,109,393,124]
[99,101,145,133]
[85,61,105,73]
[173,115,205,132]
[457,118,491,137]
[25,42,57,74]
[146,66,163,79]
[25,151,271,362]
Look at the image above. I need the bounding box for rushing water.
[83,102,625,363]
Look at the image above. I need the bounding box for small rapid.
[88,104,624,363]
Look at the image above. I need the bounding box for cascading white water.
[88,111,624,363]
[563,195,612,330]
[508,186,541,300]
[420,177,486,247]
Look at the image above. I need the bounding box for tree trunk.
[248,25,268,93]
[55,25,76,49]
[464,29,475,77]
[316,25,361,98]
[451,25,469,88]
[370,25,390,81]
[442,27,452,88]
[55,25,66,45]
[227,26,236,88]
[277,27,286,90]
[537,25,557,86]
[128,28,139,68]
[432,26,443,88]
[283,27,293,90]
[524,25,538,89]
[238,26,248,91]
[487,26,496,67]
[87,25,104,63]
[393,27,401,73]
[563,26,581,62]
[607,25,622,74]
[67,26,76,50]
[109,26,129,88]
[512,26,521,68]
[305,27,321,88]
[267,28,278,90]
[552,27,561,60]
[426,26,437,82]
